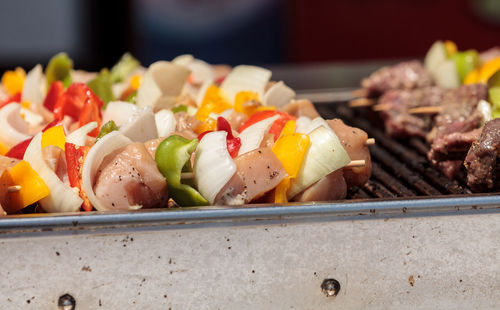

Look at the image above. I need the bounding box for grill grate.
[316,102,479,199]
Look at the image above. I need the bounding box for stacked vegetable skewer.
[0,53,374,215]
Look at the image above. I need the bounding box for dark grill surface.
[316,102,488,199]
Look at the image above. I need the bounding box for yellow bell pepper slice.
[130,74,142,90]
[272,120,310,203]
[3,160,50,212]
[1,67,26,95]
[464,68,479,85]
[478,56,500,84]
[41,125,66,151]
[195,85,231,121]
[234,91,260,116]
[0,141,8,156]
[444,40,457,58]
[195,117,217,135]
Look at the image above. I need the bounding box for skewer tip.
[408,106,443,115]
[365,138,375,146]
[346,159,366,168]
[7,185,21,193]
[348,98,375,108]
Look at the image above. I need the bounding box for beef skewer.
[464,118,500,192]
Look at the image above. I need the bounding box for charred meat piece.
[361,61,434,97]
[427,84,487,178]
[93,142,168,210]
[378,87,444,138]
[464,119,500,192]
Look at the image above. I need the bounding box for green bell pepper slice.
[110,53,140,83]
[452,50,480,84]
[87,68,115,107]
[46,52,73,88]
[96,120,118,141]
[155,135,208,206]
[489,86,500,119]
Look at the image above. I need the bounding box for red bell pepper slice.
[43,81,64,112]
[65,142,92,211]
[53,83,104,121]
[5,120,61,160]
[238,110,296,141]
[0,92,21,109]
[198,117,241,158]
[79,96,102,137]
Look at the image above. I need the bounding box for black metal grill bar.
[315,103,475,199]
[363,179,397,198]
[371,162,417,197]
[332,106,470,195]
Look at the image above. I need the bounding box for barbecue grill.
[0,63,499,309]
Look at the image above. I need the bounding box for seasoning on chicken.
[327,118,371,188]
[93,142,168,210]
[215,147,287,205]
[281,99,320,119]
[292,169,347,202]
[361,61,434,97]
[464,119,500,192]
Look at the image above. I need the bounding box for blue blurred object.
[131,0,286,66]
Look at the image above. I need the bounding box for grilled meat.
[427,84,487,178]
[361,61,434,97]
[464,119,500,192]
[379,87,444,138]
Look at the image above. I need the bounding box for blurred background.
[0,0,499,88]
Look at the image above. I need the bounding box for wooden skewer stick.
[365,138,375,146]
[408,106,443,115]
[7,185,21,193]
[372,103,392,111]
[181,172,195,179]
[348,98,375,108]
[345,160,366,168]
[350,88,368,98]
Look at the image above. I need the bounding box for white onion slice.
[173,55,215,85]
[172,54,194,66]
[82,131,132,211]
[434,60,460,89]
[66,122,98,146]
[295,116,312,133]
[22,64,45,105]
[196,80,214,106]
[194,131,236,205]
[119,106,158,142]
[154,109,176,137]
[237,115,279,156]
[288,126,351,199]
[102,101,140,127]
[24,132,83,212]
[136,61,191,110]
[263,81,295,107]
[296,116,331,135]
[424,41,447,75]
[477,99,492,123]
[220,65,271,103]
[0,103,32,148]
[20,107,44,128]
